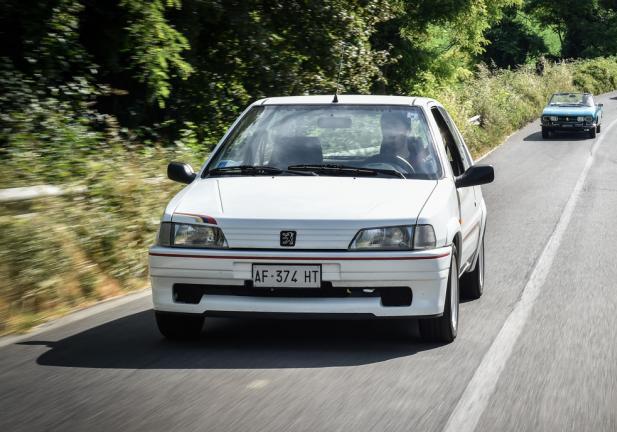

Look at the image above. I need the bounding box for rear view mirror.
[317,116,352,128]
[168,162,196,184]
[455,165,494,188]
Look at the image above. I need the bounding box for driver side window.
[430,107,465,176]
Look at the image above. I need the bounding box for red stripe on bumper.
[148,252,451,261]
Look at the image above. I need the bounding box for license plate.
[252,264,321,288]
[562,124,573,127]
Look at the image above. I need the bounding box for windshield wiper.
[287,164,406,179]
[206,165,316,177]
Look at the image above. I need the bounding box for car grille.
[558,116,579,123]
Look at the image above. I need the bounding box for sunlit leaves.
[120,0,193,107]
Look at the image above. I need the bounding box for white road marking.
[443,117,617,432]
[0,288,151,348]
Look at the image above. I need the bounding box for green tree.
[481,7,550,68]
[373,0,521,94]
[526,0,617,58]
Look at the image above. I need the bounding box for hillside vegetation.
[2,0,617,333]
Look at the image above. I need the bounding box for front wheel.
[597,124,601,133]
[589,127,597,139]
[155,311,204,340]
[541,127,549,139]
[419,245,459,343]
[461,236,485,300]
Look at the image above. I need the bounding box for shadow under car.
[21,310,442,370]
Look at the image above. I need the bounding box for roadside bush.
[572,57,617,94]
[0,62,202,334]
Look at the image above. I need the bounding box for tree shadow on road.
[20,310,443,370]
[524,131,591,142]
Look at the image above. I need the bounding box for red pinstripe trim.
[173,212,218,225]
[148,252,451,261]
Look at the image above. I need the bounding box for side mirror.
[167,162,196,184]
[598,103,604,108]
[456,165,494,188]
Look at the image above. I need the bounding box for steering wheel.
[364,154,416,174]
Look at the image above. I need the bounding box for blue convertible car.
[541,92,603,139]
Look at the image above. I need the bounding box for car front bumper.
[148,246,452,318]
[542,121,596,131]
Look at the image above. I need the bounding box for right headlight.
[550,116,558,121]
[157,222,228,248]
[348,224,436,250]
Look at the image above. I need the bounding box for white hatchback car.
[149,95,494,343]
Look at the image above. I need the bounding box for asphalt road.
[2,92,617,432]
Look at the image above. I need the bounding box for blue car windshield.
[205,105,443,180]
[549,93,594,107]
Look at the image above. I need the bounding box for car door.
[430,106,481,268]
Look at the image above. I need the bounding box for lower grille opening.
[380,287,413,307]
[172,283,412,307]
[173,284,204,304]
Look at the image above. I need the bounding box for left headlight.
[157,222,228,248]
[349,225,413,250]
[585,116,593,122]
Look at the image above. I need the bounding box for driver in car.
[367,111,435,175]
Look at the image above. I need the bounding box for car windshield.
[549,93,594,107]
[205,105,442,180]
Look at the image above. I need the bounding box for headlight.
[550,116,558,121]
[157,222,228,248]
[348,224,437,250]
[542,116,550,122]
[413,224,436,249]
[349,225,413,250]
[585,116,593,122]
[577,116,585,122]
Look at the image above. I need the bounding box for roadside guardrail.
[0,177,166,203]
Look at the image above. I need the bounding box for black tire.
[155,311,204,340]
[589,127,597,139]
[597,124,601,133]
[541,128,549,139]
[461,236,484,300]
[419,245,459,343]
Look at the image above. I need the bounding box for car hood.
[170,176,438,249]
[542,106,596,116]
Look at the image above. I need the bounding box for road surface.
[2,92,617,432]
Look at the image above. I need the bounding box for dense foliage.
[8,0,617,145]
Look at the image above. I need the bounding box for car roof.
[255,95,437,107]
